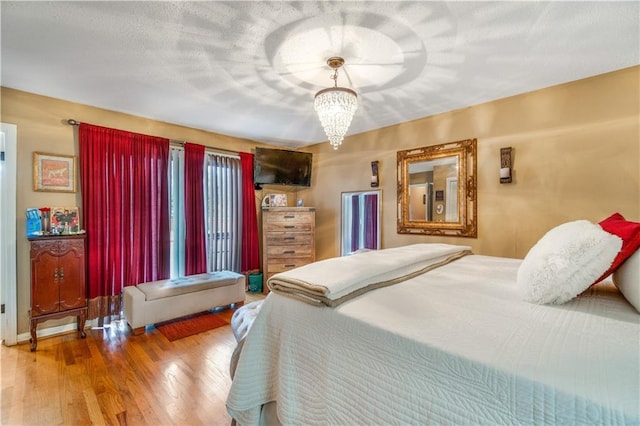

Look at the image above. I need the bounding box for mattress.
[226,255,640,425]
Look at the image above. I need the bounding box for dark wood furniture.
[29,235,87,351]
[262,207,315,294]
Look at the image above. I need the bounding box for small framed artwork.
[435,190,444,201]
[33,152,77,192]
[51,207,80,233]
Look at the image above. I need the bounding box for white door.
[445,177,458,222]
[0,123,17,345]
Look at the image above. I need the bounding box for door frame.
[1,122,18,346]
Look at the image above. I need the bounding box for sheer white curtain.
[205,153,242,272]
[169,147,185,278]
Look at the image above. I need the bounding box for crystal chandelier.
[314,57,358,150]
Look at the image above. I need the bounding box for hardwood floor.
[1,294,264,426]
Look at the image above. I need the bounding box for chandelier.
[314,57,358,150]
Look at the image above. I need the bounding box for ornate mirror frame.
[397,138,477,237]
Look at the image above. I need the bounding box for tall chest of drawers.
[262,207,315,293]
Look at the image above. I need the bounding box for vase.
[40,210,50,234]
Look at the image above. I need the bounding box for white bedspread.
[227,254,640,425]
[267,243,471,306]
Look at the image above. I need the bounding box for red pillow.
[596,213,640,282]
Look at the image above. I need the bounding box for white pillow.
[613,248,640,313]
[517,220,622,304]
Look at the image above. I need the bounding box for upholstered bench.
[123,271,245,335]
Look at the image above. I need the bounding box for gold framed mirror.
[397,138,477,237]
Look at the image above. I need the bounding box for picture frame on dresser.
[33,152,77,193]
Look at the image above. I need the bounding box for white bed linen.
[226,255,640,425]
[268,243,471,306]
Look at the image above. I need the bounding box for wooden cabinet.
[29,235,87,351]
[262,207,315,293]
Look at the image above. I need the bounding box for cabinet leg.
[30,319,38,352]
[78,310,87,338]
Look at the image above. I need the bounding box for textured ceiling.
[1,1,638,148]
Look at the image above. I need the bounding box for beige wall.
[305,66,640,261]
[3,65,638,335]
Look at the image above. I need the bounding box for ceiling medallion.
[314,57,358,150]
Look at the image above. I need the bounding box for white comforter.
[227,254,640,425]
[268,243,471,306]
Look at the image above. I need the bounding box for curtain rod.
[67,118,241,156]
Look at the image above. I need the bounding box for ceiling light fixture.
[314,57,358,150]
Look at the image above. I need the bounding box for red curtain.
[79,123,170,319]
[239,153,260,272]
[184,142,206,275]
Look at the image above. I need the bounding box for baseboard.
[16,318,100,344]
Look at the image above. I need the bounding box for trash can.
[248,273,263,293]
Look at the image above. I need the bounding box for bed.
[227,220,640,425]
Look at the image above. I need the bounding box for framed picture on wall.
[33,152,77,192]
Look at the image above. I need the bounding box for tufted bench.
[123,271,245,335]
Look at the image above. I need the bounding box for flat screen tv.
[254,147,312,189]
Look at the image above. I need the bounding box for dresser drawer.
[264,211,314,224]
[264,221,313,233]
[265,232,313,245]
[266,258,315,274]
[267,245,314,258]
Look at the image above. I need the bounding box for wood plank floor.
[1,295,264,426]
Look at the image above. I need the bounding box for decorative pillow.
[597,213,640,282]
[613,248,640,313]
[517,220,622,304]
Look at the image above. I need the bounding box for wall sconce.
[500,147,513,184]
[371,160,379,187]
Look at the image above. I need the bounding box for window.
[205,153,242,272]
[169,148,242,277]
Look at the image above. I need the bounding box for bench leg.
[129,325,146,336]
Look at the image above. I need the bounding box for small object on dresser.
[39,207,51,234]
[51,206,80,233]
[26,208,42,237]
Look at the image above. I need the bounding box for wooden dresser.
[28,235,87,351]
[262,207,315,293]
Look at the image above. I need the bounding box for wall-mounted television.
[253,147,312,189]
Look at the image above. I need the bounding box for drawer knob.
[284,215,295,219]
[284,225,295,229]
[283,250,295,254]
[285,264,296,268]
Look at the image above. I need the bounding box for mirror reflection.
[341,190,381,256]
[397,139,477,237]
[408,157,459,222]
